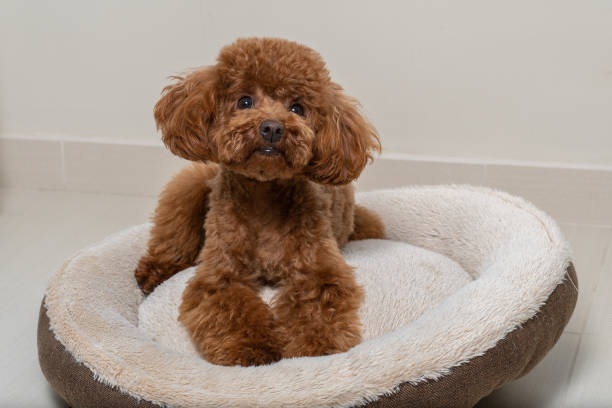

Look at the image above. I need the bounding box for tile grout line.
[563,333,583,407]
[561,222,612,229]
[4,134,612,172]
[380,151,612,172]
[59,140,67,189]
[0,186,158,200]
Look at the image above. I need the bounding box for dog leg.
[179,264,285,366]
[349,204,385,241]
[135,163,218,294]
[274,246,363,358]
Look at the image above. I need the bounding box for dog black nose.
[259,120,284,143]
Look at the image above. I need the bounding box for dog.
[134,38,384,367]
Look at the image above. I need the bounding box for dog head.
[154,38,380,184]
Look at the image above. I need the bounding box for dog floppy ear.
[307,83,380,185]
[154,66,219,162]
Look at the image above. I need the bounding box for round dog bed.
[38,186,577,408]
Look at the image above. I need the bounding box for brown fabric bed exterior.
[362,264,578,408]
[38,265,577,408]
[37,304,158,408]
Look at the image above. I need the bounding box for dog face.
[154,38,380,184]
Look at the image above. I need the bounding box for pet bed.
[38,186,577,408]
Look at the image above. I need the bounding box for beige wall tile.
[63,141,185,196]
[0,138,63,189]
[485,164,612,226]
[356,158,485,191]
[2,136,611,231]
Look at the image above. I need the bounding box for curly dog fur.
[135,38,384,366]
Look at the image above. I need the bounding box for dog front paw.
[189,320,285,367]
[205,339,283,367]
[190,311,286,366]
[179,279,286,366]
[134,256,184,294]
[283,324,361,358]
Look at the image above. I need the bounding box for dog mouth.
[255,145,283,157]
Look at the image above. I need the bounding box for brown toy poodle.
[134,37,384,367]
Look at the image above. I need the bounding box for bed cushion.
[38,186,577,408]
[139,239,473,356]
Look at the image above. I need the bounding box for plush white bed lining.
[139,239,474,356]
[44,186,572,408]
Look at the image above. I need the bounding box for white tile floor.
[1,187,610,407]
[0,189,157,408]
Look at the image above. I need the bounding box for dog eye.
[289,103,305,116]
[237,96,253,110]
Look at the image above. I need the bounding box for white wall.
[1,0,611,166]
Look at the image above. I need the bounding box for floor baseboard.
[1,136,610,226]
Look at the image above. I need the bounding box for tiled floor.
[0,189,158,408]
[1,187,610,407]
